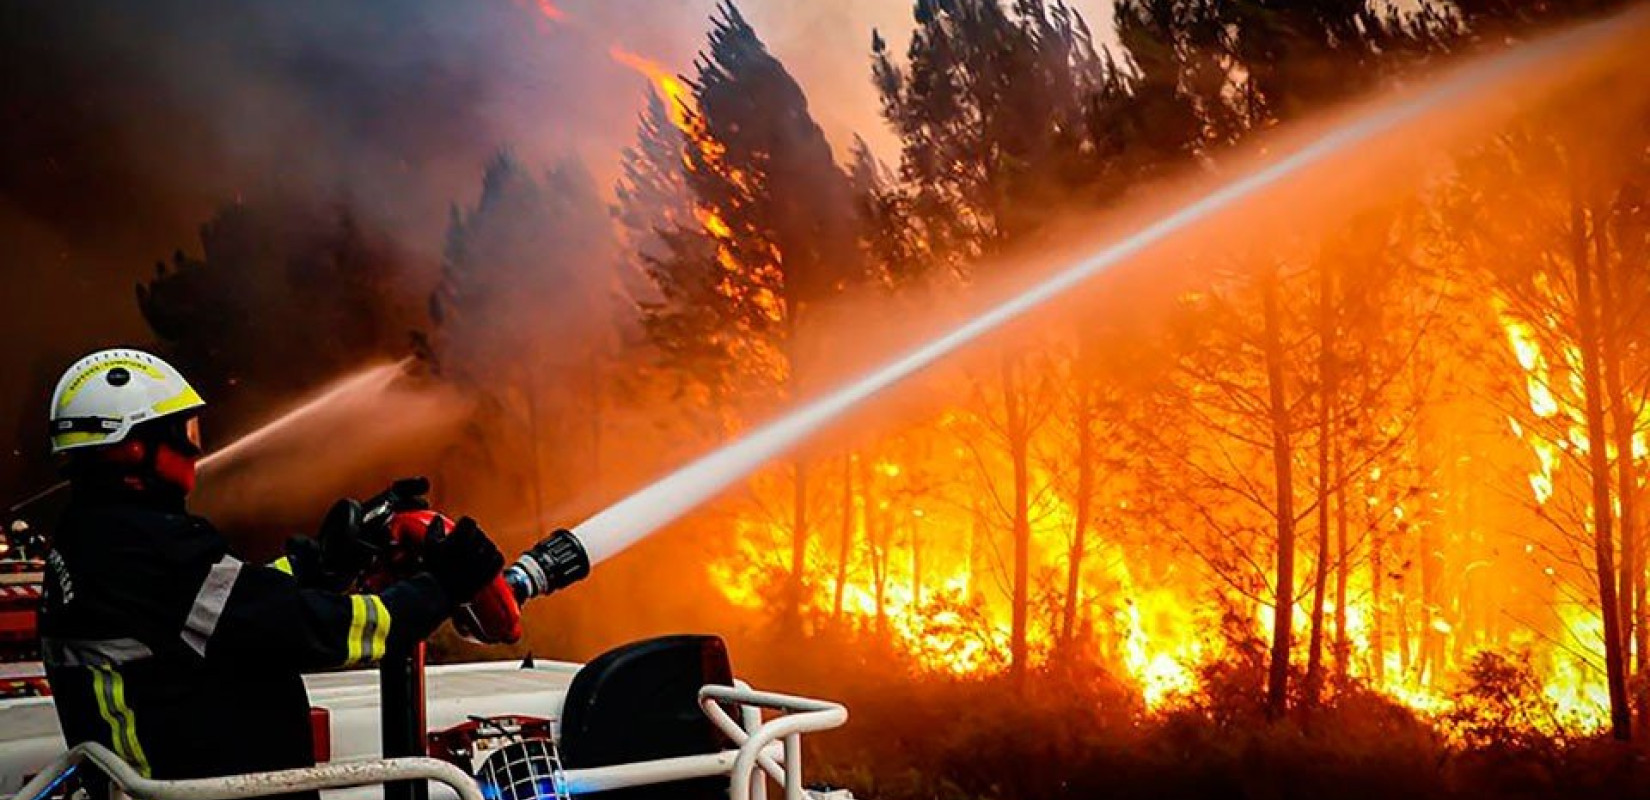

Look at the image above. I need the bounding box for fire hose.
[320,477,590,646]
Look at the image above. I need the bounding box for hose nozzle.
[504,529,590,603]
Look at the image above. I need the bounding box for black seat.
[558,635,734,800]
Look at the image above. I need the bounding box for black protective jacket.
[39,486,452,789]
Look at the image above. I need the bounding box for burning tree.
[872,0,1110,684]
[617,84,730,438]
[1121,0,1441,718]
[624,2,866,619]
[588,0,1650,739]
[1439,81,1650,739]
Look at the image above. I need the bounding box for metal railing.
[9,744,482,800]
[8,683,847,800]
[698,685,848,800]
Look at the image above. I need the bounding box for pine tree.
[875,0,1107,684]
[138,194,413,424]
[634,2,867,616]
[430,151,618,525]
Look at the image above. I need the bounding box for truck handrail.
[697,685,848,800]
[7,744,483,800]
[7,682,845,800]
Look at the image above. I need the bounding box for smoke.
[0,0,960,503]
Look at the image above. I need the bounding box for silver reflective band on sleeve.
[41,636,155,667]
[181,555,243,656]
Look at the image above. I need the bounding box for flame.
[1545,604,1612,731]
[692,294,1619,729]
[702,210,732,239]
[709,464,1203,705]
[1494,304,1611,732]
[1502,319,1561,418]
[609,46,694,129]
[610,45,753,298]
[684,287,1624,732]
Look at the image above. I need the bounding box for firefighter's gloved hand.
[424,516,505,603]
[315,497,375,588]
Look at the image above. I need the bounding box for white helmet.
[49,349,205,454]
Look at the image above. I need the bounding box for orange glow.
[687,293,1624,730]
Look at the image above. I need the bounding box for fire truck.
[0,497,852,800]
[0,544,48,699]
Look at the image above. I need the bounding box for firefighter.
[37,348,505,791]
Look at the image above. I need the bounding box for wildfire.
[691,299,1619,732]
[597,22,1616,736]
[707,461,1203,706]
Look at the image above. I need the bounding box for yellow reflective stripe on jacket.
[366,596,390,661]
[92,666,150,776]
[344,595,391,666]
[269,556,294,576]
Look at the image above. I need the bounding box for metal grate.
[475,737,568,800]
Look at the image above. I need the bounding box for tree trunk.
[1419,519,1441,686]
[1306,258,1337,706]
[1333,438,1350,677]
[911,515,924,607]
[1599,207,1639,720]
[1415,375,1443,686]
[1573,189,1632,741]
[1372,519,1385,683]
[1638,480,1650,730]
[1262,271,1297,721]
[1064,380,1095,645]
[834,453,854,619]
[791,455,810,618]
[859,458,885,633]
[1004,354,1033,686]
[1397,582,1411,678]
[969,496,988,605]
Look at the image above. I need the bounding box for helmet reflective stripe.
[49,349,206,454]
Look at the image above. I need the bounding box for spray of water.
[6,358,421,516]
[198,358,414,474]
[570,8,1649,565]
